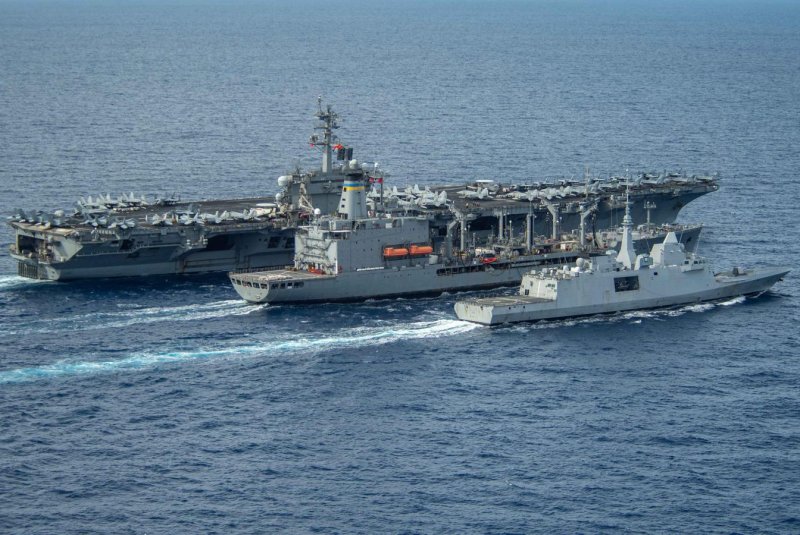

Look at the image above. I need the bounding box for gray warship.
[8,100,718,281]
[455,197,789,325]
[229,169,702,304]
[6,101,350,281]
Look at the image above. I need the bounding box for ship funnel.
[337,176,368,220]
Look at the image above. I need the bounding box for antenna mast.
[309,96,340,174]
[644,201,656,227]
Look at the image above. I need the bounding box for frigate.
[454,196,789,325]
[229,170,702,304]
[8,100,718,281]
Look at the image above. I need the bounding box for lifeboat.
[409,244,433,256]
[383,247,409,259]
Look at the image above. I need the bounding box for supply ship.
[7,100,718,281]
[229,168,703,304]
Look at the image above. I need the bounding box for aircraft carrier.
[7,100,719,281]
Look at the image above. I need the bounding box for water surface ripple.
[1,1,798,533]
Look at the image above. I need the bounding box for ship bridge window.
[268,237,281,248]
[614,276,640,292]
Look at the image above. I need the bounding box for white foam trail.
[502,295,751,330]
[622,310,658,320]
[0,275,52,291]
[1,300,266,336]
[719,295,746,306]
[685,303,716,313]
[0,319,479,384]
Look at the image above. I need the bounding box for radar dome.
[313,208,322,216]
[277,175,290,187]
[275,192,284,202]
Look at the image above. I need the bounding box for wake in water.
[0,319,479,384]
[0,275,52,291]
[718,296,747,306]
[0,299,266,336]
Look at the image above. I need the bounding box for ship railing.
[230,265,291,275]
[65,217,288,239]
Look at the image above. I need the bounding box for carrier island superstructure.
[8,100,718,281]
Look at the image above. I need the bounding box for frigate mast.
[309,97,340,174]
[616,187,636,269]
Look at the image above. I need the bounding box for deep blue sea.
[1,1,799,533]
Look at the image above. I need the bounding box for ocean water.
[1,1,799,533]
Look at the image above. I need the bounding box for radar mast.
[309,97,340,174]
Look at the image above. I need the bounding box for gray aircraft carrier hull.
[7,98,719,282]
[8,179,717,281]
[27,245,294,281]
[11,218,296,281]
